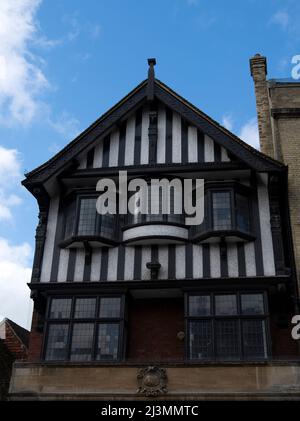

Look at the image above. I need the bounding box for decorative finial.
[147,58,156,101]
[148,58,156,67]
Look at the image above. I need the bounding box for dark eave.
[154,79,284,172]
[61,161,249,180]
[22,79,148,185]
[27,275,291,294]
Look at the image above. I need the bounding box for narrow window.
[212,191,232,230]
[70,323,94,361]
[96,324,120,361]
[74,298,96,319]
[45,324,69,361]
[236,193,250,232]
[77,197,97,235]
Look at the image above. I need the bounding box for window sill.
[122,220,187,230]
[192,229,255,244]
[16,359,299,368]
[122,223,189,245]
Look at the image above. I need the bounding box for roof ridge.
[23,76,284,185]
[5,318,29,348]
[24,79,148,179]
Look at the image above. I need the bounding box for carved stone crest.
[137,366,168,397]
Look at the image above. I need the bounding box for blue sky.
[0,0,299,328]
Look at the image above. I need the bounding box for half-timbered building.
[9,58,300,400]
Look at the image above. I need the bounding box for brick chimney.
[249,54,274,158]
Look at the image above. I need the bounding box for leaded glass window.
[49,298,72,319]
[74,298,96,319]
[215,294,237,316]
[215,320,240,359]
[70,323,94,361]
[99,297,121,318]
[64,195,116,240]
[96,324,119,360]
[189,320,213,360]
[77,198,97,235]
[127,182,184,225]
[236,193,250,232]
[241,294,264,315]
[189,295,211,316]
[242,320,267,359]
[45,324,69,361]
[194,186,252,238]
[44,295,124,361]
[187,292,268,361]
[212,191,232,230]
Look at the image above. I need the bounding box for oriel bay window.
[193,182,253,242]
[44,295,125,361]
[61,194,117,246]
[186,292,269,361]
[126,181,185,226]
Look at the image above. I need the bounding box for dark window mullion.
[209,294,214,359]
[208,190,213,230]
[66,297,76,360]
[263,291,269,314]
[118,320,125,361]
[92,296,101,359]
[212,318,216,360]
[96,212,101,236]
[91,321,97,361]
[238,318,243,360]
[74,196,81,236]
[185,318,189,360]
[237,291,241,315]
[42,322,49,360]
[265,316,271,359]
[231,189,236,230]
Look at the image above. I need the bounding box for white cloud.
[64,15,102,42]
[270,10,290,30]
[0,0,49,126]
[77,52,91,62]
[0,145,23,221]
[222,113,234,131]
[89,24,101,39]
[221,114,260,150]
[239,117,260,150]
[33,35,62,49]
[0,1,81,133]
[66,16,80,41]
[186,0,198,5]
[0,237,33,329]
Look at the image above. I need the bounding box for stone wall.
[250,54,300,301]
[9,362,300,400]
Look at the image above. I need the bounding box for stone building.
[9,57,300,400]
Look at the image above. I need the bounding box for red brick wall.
[270,315,299,358]
[127,298,185,362]
[27,310,44,362]
[4,325,27,361]
[26,297,299,363]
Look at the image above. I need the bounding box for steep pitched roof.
[5,319,29,348]
[23,69,285,187]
